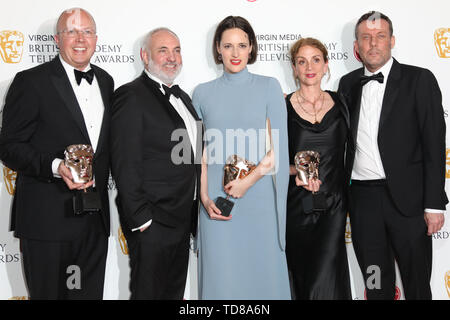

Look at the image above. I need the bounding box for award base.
[215,196,234,217]
[73,190,101,215]
[302,192,327,214]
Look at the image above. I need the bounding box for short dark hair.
[355,11,393,39]
[212,16,258,65]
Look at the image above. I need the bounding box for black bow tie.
[360,72,384,86]
[74,68,94,85]
[162,84,181,99]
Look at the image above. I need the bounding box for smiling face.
[55,9,97,70]
[355,18,395,72]
[217,28,252,74]
[142,30,182,85]
[292,45,328,87]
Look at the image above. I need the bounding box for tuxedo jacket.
[338,58,448,217]
[0,57,114,241]
[110,72,201,237]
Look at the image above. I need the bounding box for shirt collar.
[364,56,393,78]
[59,55,92,83]
[143,69,178,92]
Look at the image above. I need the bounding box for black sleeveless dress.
[285,90,351,300]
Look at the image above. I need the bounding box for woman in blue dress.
[192,16,291,299]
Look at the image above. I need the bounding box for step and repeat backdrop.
[0,0,449,300]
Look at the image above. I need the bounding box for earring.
[218,54,222,61]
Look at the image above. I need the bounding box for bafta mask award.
[215,155,256,217]
[294,151,326,213]
[64,144,101,215]
[295,151,320,185]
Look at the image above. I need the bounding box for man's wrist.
[52,158,63,178]
[425,209,445,214]
[132,219,152,232]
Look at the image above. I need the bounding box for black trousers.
[125,220,191,300]
[20,213,108,300]
[349,180,432,300]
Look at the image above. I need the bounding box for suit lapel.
[141,73,202,165]
[336,92,350,130]
[179,91,200,121]
[350,69,364,147]
[379,59,401,131]
[92,65,110,158]
[50,57,91,144]
[141,73,185,127]
[179,90,203,165]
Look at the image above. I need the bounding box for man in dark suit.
[111,27,201,300]
[0,8,113,299]
[338,11,447,300]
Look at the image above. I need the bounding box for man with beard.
[111,28,201,299]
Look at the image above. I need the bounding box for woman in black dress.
[285,37,351,299]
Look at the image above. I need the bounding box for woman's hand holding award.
[215,155,256,217]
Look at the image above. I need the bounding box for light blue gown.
[192,68,291,299]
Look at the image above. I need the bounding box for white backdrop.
[0,0,449,300]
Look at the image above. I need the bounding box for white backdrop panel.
[0,0,449,300]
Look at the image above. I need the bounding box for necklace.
[294,90,324,124]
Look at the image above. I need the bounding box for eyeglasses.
[58,29,97,38]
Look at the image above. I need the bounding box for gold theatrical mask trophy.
[215,155,256,217]
[64,144,101,215]
[294,151,326,213]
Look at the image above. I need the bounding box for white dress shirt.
[351,57,393,180]
[133,70,198,232]
[352,57,443,213]
[145,70,198,159]
[51,56,105,180]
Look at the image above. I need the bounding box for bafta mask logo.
[118,227,128,255]
[0,30,24,64]
[345,213,352,244]
[445,270,450,298]
[8,296,28,300]
[446,149,450,179]
[3,166,17,195]
[434,28,450,58]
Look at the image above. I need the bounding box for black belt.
[351,179,386,186]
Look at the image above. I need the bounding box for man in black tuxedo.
[111,28,201,299]
[338,11,447,300]
[0,8,113,299]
